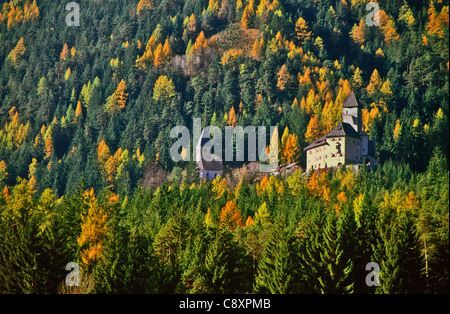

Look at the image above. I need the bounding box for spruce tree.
[254,219,301,294]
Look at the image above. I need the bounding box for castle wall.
[306,144,329,170]
[327,137,345,168]
[344,137,362,164]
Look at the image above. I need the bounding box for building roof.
[198,156,223,171]
[197,128,223,171]
[342,91,359,108]
[326,122,360,139]
[303,136,329,151]
[358,128,368,137]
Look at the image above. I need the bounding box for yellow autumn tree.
[211,175,228,200]
[254,201,271,225]
[0,160,7,185]
[74,101,83,123]
[7,37,26,67]
[393,119,402,142]
[251,38,260,58]
[282,133,300,165]
[351,18,366,45]
[163,38,173,60]
[105,79,128,114]
[136,0,152,14]
[228,106,238,127]
[276,64,290,91]
[305,116,322,143]
[295,17,312,43]
[426,1,449,38]
[366,69,382,95]
[241,4,252,28]
[77,188,110,267]
[153,75,176,102]
[44,136,53,158]
[97,140,111,174]
[220,200,244,231]
[153,42,165,67]
[361,107,380,134]
[60,43,69,61]
[399,2,415,26]
[64,67,71,81]
[192,31,208,55]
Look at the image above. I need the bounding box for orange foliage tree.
[220,200,244,231]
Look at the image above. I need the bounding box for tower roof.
[342,91,359,108]
[326,122,360,139]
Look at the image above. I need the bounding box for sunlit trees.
[295,17,312,43]
[7,37,26,67]
[105,79,128,114]
[153,75,176,102]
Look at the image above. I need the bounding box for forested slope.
[0,0,448,294]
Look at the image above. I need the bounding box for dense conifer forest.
[0,0,448,294]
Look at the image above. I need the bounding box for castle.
[303,92,377,172]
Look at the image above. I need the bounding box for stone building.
[196,128,223,180]
[303,92,377,171]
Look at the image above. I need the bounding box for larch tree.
[228,106,237,127]
[153,75,176,102]
[220,200,244,231]
[77,188,110,268]
[8,37,26,67]
[105,79,128,114]
[351,18,366,45]
[305,116,322,144]
[366,69,382,96]
[136,0,152,15]
[60,43,69,61]
[276,64,290,91]
[192,31,208,55]
[295,17,312,43]
[282,134,300,165]
[153,42,165,67]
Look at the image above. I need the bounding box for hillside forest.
[0,0,448,294]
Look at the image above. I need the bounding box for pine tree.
[254,220,301,293]
[204,228,252,293]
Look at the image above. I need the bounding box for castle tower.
[342,91,362,133]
